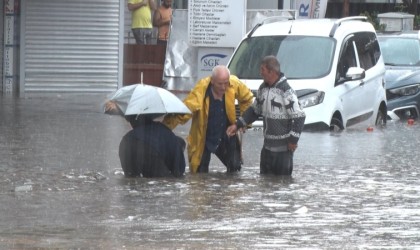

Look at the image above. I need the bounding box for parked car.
[228,16,388,131]
[377,31,420,120]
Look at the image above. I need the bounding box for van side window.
[336,39,357,83]
[354,32,381,70]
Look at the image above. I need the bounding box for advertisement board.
[295,0,327,19]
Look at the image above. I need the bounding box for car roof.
[377,30,420,39]
[249,17,375,38]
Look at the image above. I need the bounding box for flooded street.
[1,94,420,249]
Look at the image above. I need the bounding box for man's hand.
[104,100,120,115]
[287,143,298,152]
[226,124,238,137]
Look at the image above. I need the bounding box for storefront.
[3,0,280,95]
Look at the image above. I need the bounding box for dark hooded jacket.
[119,115,186,177]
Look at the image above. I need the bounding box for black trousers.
[260,148,293,175]
[197,135,242,173]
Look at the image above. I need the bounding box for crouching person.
[119,114,186,177]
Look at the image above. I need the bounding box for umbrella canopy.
[109,83,191,115]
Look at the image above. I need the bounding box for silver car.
[378,31,420,120]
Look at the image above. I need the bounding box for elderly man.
[227,56,306,175]
[163,65,254,173]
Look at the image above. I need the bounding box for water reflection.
[1,95,420,248]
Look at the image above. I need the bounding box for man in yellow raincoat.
[163,65,253,173]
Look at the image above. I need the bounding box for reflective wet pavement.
[1,94,420,249]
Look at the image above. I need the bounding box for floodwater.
[1,94,420,249]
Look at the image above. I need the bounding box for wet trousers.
[197,135,242,173]
[260,148,293,175]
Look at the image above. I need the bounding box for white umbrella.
[109,83,191,115]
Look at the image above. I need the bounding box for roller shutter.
[22,0,121,93]
[0,1,3,91]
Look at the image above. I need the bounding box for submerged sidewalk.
[0,93,193,185]
[0,94,128,176]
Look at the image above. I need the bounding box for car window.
[229,36,336,80]
[336,37,357,82]
[354,32,381,70]
[378,37,420,66]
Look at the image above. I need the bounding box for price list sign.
[188,0,245,48]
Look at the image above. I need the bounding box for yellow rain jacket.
[163,75,253,173]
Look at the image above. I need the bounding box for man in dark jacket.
[119,115,186,177]
[226,55,306,175]
[105,102,186,178]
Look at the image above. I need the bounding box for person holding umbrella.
[163,65,254,174]
[118,114,186,177]
[105,83,190,178]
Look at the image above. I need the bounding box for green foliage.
[394,4,408,12]
[414,15,420,29]
[360,11,386,31]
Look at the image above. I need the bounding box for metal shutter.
[22,0,122,93]
[0,1,3,92]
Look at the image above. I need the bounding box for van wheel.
[330,117,344,132]
[375,108,387,128]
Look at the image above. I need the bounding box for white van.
[228,16,387,131]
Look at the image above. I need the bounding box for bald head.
[211,65,230,81]
[210,65,230,98]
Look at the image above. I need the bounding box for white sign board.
[188,0,246,47]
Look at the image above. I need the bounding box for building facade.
[0,0,402,96]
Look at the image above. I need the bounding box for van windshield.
[229,36,336,79]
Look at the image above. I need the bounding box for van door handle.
[359,81,365,86]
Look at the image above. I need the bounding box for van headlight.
[299,91,325,108]
[389,84,420,96]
